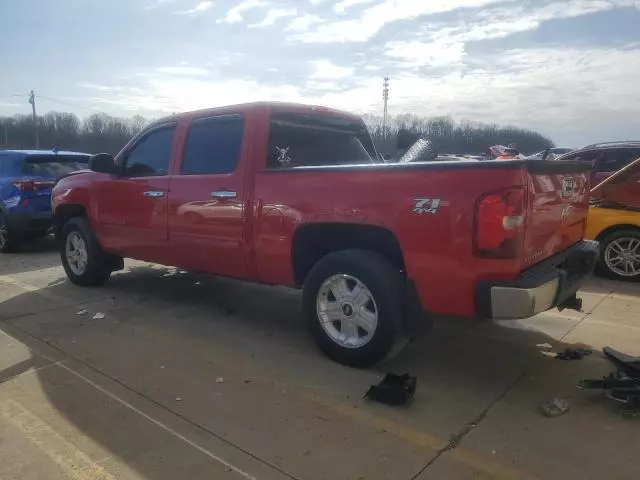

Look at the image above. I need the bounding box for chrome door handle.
[143,191,164,197]
[210,190,237,199]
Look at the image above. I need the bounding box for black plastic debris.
[364,373,417,406]
[578,346,640,414]
[556,347,592,361]
[539,398,570,417]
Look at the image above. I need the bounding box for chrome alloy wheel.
[604,237,640,277]
[316,274,379,349]
[65,231,88,275]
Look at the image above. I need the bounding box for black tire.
[303,250,405,368]
[0,212,18,253]
[596,229,640,281]
[59,217,111,286]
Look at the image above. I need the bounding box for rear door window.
[181,115,244,175]
[23,155,90,177]
[266,113,376,168]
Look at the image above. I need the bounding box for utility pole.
[28,90,39,148]
[382,77,389,139]
[2,122,7,147]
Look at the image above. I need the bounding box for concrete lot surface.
[0,238,639,480]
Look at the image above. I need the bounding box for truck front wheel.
[303,250,405,368]
[59,217,111,286]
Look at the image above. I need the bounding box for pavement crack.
[409,371,527,480]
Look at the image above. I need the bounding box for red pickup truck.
[52,102,599,367]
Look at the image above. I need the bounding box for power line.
[37,95,103,113]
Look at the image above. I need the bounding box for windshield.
[267,112,377,168]
[23,155,90,177]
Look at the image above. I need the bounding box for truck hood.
[54,169,93,185]
[590,156,640,208]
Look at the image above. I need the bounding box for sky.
[1,0,639,146]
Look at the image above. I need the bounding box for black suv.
[556,141,640,186]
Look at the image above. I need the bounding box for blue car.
[0,149,91,252]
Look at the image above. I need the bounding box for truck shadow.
[0,265,633,479]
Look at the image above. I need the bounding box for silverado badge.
[413,198,442,215]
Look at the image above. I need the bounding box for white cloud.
[250,7,297,27]
[308,60,354,79]
[294,0,515,43]
[219,0,268,23]
[286,14,323,31]
[333,0,378,13]
[176,1,214,15]
[155,66,210,75]
[385,40,466,67]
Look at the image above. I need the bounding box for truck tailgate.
[522,161,592,268]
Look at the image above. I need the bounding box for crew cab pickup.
[52,102,599,367]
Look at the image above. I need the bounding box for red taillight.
[13,180,54,192]
[474,187,525,258]
[13,180,35,192]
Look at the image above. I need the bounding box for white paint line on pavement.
[0,399,119,480]
[54,361,258,480]
[0,329,258,480]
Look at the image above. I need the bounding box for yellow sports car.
[586,157,640,280]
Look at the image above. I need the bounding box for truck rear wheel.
[59,217,111,286]
[303,250,405,368]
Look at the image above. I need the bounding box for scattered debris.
[556,348,592,361]
[216,377,225,384]
[160,366,165,369]
[536,343,553,350]
[541,351,557,358]
[175,397,182,401]
[92,312,105,320]
[364,373,417,406]
[244,379,252,384]
[76,309,89,315]
[539,398,570,417]
[578,346,640,413]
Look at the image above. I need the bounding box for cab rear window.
[266,113,377,168]
[23,155,90,177]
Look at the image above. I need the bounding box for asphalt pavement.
[0,237,639,480]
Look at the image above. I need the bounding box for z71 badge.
[413,198,443,215]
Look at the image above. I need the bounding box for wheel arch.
[595,224,640,242]
[291,222,405,286]
[53,204,87,236]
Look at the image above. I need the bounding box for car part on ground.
[578,347,640,414]
[364,373,417,405]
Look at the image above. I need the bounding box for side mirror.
[89,153,116,174]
